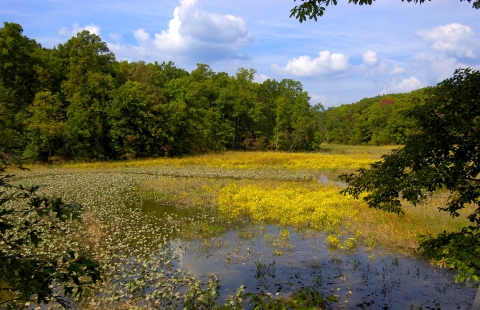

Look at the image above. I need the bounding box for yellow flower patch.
[218,183,362,231]
[57,149,380,171]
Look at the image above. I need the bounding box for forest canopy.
[1,21,423,162]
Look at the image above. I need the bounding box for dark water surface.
[141,199,477,309]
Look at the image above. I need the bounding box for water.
[141,199,477,309]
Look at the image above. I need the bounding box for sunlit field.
[35,144,397,171]
[12,144,476,309]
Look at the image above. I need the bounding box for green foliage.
[290,0,479,22]
[0,22,38,107]
[0,89,24,155]
[2,21,430,161]
[242,286,338,310]
[215,285,338,310]
[339,68,480,282]
[0,23,40,154]
[1,22,324,160]
[419,227,479,282]
[25,91,67,161]
[108,81,168,158]
[320,91,423,145]
[0,154,100,308]
[59,30,116,159]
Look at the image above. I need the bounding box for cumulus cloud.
[357,50,386,78]
[254,73,269,83]
[177,0,252,46]
[272,50,349,77]
[412,52,471,83]
[411,23,480,83]
[109,33,123,44]
[309,93,338,107]
[381,76,422,94]
[362,50,379,67]
[108,0,254,63]
[58,23,101,37]
[390,64,405,75]
[416,23,479,59]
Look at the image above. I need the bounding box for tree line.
[319,90,425,145]
[1,22,425,162]
[0,22,327,161]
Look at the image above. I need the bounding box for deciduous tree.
[25,91,67,161]
[339,68,480,283]
[291,0,479,22]
[59,30,115,159]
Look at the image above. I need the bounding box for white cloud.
[59,23,101,37]
[416,23,479,59]
[356,50,386,78]
[390,64,405,75]
[381,76,422,94]
[411,23,480,84]
[134,29,151,43]
[309,93,339,107]
[412,52,470,83]
[272,50,350,77]
[177,0,252,46]
[108,0,254,63]
[254,73,269,83]
[362,50,378,67]
[109,33,123,44]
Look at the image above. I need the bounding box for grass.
[29,143,398,171]
[10,144,474,307]
[62,145,469,255]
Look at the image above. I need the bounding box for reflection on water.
[142,198,477,309]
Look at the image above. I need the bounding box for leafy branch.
[0,153,100,309]
[290,0,479,22]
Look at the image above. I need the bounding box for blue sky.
[2,0,479,107]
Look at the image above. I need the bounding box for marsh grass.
[348,192,475,253]
[38,144,393,171]
[318,143,399,156]
[128,145,471,256]
[20,148,471,258]
[11,144,474,308]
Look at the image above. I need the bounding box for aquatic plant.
[218,182,361,232]
[243,286,338,310]
[8,145,474,308]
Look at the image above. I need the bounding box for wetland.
[10,145,478,309]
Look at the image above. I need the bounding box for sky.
[1,0,479,107]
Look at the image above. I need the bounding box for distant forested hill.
[318,90,425,146]
[1,22,424,162]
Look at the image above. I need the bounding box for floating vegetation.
[8,145,477,309]
[167,224,477,309]
[8,171,230,309]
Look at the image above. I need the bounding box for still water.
[142,199,477,309]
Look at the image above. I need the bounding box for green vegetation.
[290,0,480,22]
[1,22,324,162]
[1,17,479,309]
[1,146,476,308]
[0,155,100,309]
[243,286,338,309]
[2,21,430,163]
[319,91,423,145]
[340,68,480,282]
